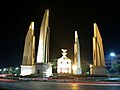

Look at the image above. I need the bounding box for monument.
[57,49,72,73]
[73,31,82,74]
[90,23,106,75]
[20,22,35,76]
[35,9,52,77]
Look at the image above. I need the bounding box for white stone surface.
[20,65,35,76]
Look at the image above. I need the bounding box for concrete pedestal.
[76,68,82,74]
[20,65,35,76]
[35,63,52,77]
[90,66,107,75]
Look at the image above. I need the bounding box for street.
[0,79,120,90]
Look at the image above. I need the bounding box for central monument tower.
[73,31,82,74]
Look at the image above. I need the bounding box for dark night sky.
[1,1,120,68]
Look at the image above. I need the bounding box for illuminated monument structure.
[35,9,52,77]
[57,49,72,73]
[73,31,82,74]
[20,22,35,76]
[21,9,52,77]
[90,23,106,75]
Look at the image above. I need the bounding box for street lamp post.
[110,52,115,57]
[110,52,116,65]
[109,52,116,73]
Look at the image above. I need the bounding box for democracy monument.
[20,9,52,77]
[20,9,107,77]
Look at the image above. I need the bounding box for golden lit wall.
[93,23,105,66]
[22,22,35,65]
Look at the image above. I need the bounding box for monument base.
[35,62,53,77]
[76,68,82,74]
[20,65,35,76]
[90,65,107,75]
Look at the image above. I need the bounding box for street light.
[4,68,6,71]
[15,67,19,76]
[109,52,116,74]
[15,67,19,70]
[110,52,116,57]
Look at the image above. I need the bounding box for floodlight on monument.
[89,64,93,68]
[0,69,1,71]
[72,65,77,74]
[110,52,115,57]
[72,65,77,70]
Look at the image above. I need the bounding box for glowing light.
[75,31,78,42]
[89,64,93,68]
[71,84,79,89]
[72,65,77,70]
[15,67,19,70]
[4,68,6,71]
[110,52,115,57]
[72,65,77,74]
